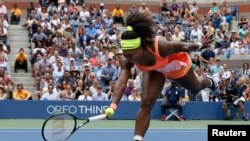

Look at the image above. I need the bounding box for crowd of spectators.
[21,0,148,102]
[0,0,19,101]
[0,0,250,119]
[156,0,250,105]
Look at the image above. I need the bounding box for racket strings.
[43,114,76,141]
[42,114,106,141]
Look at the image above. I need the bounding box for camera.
[226,85,233,95]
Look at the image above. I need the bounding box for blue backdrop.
[0,101,249,119]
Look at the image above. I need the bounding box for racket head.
[41,113,77,141]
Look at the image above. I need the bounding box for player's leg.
[223,102,230,120]
[160,103,167,121]
[238,101,247,120]
[173,68,215,94]
[134,71,165,141]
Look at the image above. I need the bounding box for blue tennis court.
[0,128,206,141]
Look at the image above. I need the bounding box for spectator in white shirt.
[58,3,68,15]
[0,1,7,19]
[239,63,250,78]
[50,13,60,27]
[79,4,90,22]
[190,1,199,15]
[0,14,8,28]
[40,84,60,100]
[89,78,99,95]
[92,85,108,101]
[0,22,7,39]
[41,19,51,30]
[171,26,185,42]
[230,37,240,49]
[52,62,64,85]
[190,23,204,43]
[61,84,75,101]
[128,87,141,101]
[99,3,108,19]
[78,87,92,101]
[222,64,231,79]
[212,70,224,84]
[233,41,245,55]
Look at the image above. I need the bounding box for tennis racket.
[41,113,107,141]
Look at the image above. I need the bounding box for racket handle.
[88,114,106,122]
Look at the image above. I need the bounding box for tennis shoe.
[161,115,166,121]
[204,75,218,92]
[178,115,184,121]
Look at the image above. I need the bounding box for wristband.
[110,103,118,110]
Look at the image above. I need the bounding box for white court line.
[0,128,206,130]
[0,130,206,133]
[0,128,206,133]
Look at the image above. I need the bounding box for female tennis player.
[105,12,217,141]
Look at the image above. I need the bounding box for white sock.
[134,135,143,141]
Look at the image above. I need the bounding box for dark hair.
[17,84,23,89]
[121,12,155,47]
[204,66,210,73]
[242,85,248,92]
[19,48,24,52]
[84,86,89,90]
[48,83,54,88]
[121,29,139,40]
[129,68,138,80]
[57,62,62,66]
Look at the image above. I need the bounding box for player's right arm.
[158,33,213,57]
[112,58,132,105]
[105,56,133,117]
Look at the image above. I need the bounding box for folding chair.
[165,100,185,121]
[165,108,180,120]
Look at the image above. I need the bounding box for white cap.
[100,3,104,6]
[69,58,74,61]
[107,56,113,60]
[84,63,90,67]
[90,40,96,43]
